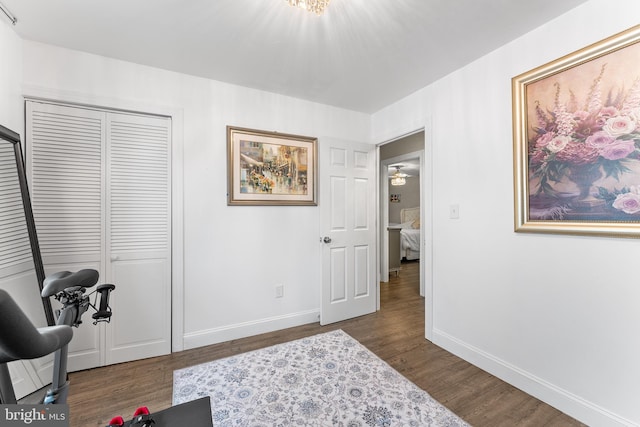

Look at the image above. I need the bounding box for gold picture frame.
[513,25,640,238]
[227,126,317,206]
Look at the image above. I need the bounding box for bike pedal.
[130,407,154,426]
[106,415,124,427]
[133,407,149,416]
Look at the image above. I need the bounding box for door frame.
[22,85,186,352]
[377,129,433,341]
[379,151,424,290]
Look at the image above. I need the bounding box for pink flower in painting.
[599,140,636,160]
[585,131,616,148]
[612,192,640,214]
[598,106,619,118]
[546,135,571,153]
[535,132,555,149]
[554,141,600,165]
[573,110,590,121]
[554,106,575,135]
[603,115,636,136]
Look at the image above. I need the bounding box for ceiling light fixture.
[390,166,407,186]
[286,0,330,15]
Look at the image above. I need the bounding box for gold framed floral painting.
[227,126,317,206]
[513,25,640,237]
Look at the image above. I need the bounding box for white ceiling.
[2,0,588,113]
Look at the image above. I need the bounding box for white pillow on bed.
[400,221,414,229]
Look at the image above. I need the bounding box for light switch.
[275,284,284,298]
[449,204,460,219]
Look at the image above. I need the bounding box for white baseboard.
[182,310,320,350]
[432,329,637,427]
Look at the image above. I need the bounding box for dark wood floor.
[66,261,585,426]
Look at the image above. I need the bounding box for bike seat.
[0,289,73,364]
[41,269,100,298]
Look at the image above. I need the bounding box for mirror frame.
[0,124,54,326]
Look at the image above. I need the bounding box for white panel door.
[320,139,377,325]
[105,112,171,364]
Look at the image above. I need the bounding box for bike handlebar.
[93,284,115,322]
[41,269,115,326]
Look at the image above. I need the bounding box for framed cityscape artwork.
[227,126,317,206]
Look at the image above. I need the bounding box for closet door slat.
[29,106,104,261]
[108,116,170,254]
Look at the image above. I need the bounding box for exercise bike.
[0,269,114,405]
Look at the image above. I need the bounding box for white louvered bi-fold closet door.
[27,102,105,383]
[105,112,171,365]
[26,101,171,375]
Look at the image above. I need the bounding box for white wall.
[0,18,22,138]
[372,1,640,425]
[388,177,420,224]
[18,39,371,349]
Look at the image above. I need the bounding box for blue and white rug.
[173,329,468,426]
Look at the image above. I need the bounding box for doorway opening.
[378,130,431,339]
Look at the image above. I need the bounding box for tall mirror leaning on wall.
[0,123,54,325]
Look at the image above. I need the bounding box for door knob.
[323,236,332,243]
[110,255,120,261]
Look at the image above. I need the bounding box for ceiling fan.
[390,165,410,186]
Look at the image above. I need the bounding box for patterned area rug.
[173,329,468,426]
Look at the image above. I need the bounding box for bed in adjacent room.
[399,207,421,260]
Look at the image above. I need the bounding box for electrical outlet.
[275,284,284,298]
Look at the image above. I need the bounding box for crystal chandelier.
[286,0,330,15]
[390,166,407,186]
